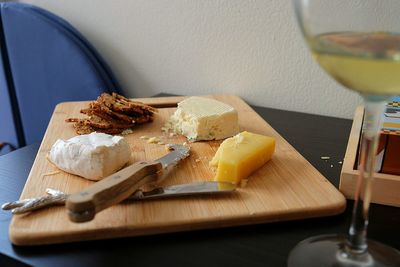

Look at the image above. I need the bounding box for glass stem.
[346,97,386,254]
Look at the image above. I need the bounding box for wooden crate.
[340,106,400,207]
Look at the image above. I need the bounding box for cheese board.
[9,95,346,245]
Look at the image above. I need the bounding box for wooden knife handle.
[66,161,162,223]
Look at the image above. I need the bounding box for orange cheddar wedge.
[210,131,275,184]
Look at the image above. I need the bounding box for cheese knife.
[66,144,190,223]
[1,181,236,214]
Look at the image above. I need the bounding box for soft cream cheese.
[167,97,239,141]
[48,132,131,181]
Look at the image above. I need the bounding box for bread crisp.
[66,93,157,135]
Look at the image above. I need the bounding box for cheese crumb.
[121,129,133,135]
[162,122,173,133]
[234,133,245,144]
[147,137,160,144]
[140,135,149,139]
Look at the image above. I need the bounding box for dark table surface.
[0,103,399,267]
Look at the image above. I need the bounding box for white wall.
[22,0,362,119]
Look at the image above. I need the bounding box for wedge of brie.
[48,132,131,181]
[167,97,239,141]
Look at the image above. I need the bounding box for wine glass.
[289,1,400,266]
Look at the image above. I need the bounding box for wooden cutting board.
[9,95,346,245]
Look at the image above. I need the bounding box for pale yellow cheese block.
[210,131,276,184]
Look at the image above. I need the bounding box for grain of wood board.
[9,95,346,245]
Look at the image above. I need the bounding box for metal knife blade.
[158,144,190,168]
[131,181,237,200]
[66,144,190,222]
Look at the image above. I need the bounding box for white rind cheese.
[48,132,131,181]
[168,97,239,141]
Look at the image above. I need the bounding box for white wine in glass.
[311,32,400,96]
[289,1,400,266]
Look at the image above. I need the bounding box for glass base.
[288,234,400,267]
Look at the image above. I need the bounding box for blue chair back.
[0,47,19,155]
[0,3,121,150]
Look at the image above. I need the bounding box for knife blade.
[66,144,190,223]
[131,181,237,200]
